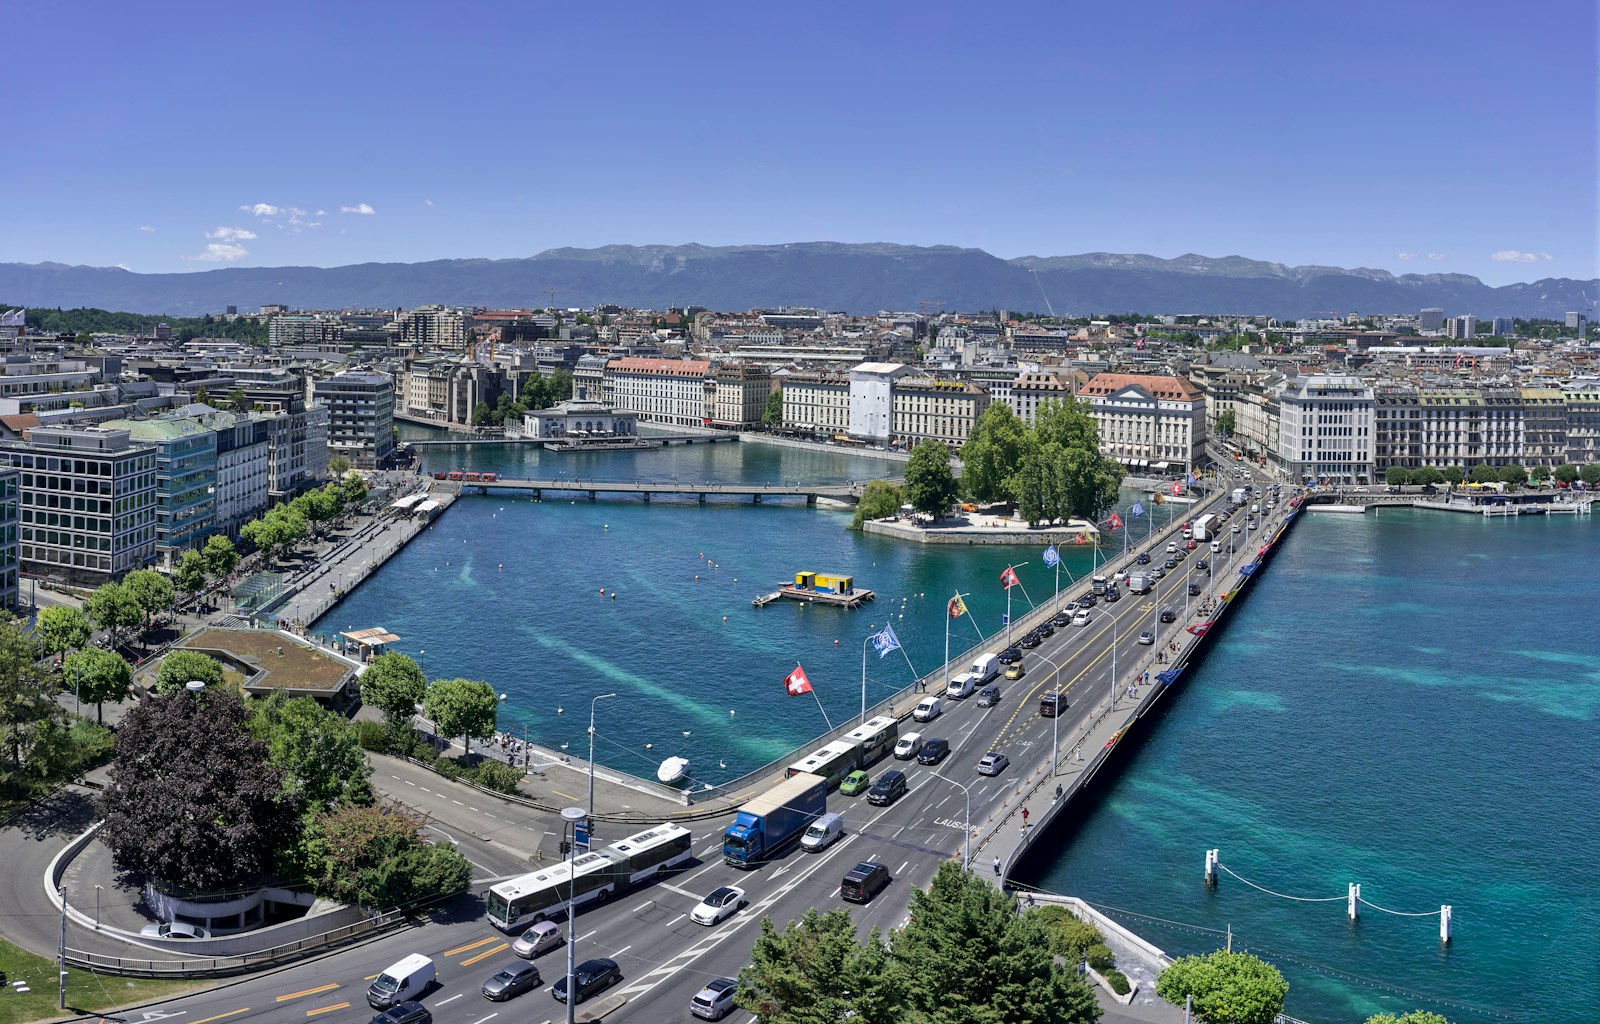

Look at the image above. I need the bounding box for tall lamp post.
[925,772,972,871]
[588,692,619,828]
[559,805,585,1024]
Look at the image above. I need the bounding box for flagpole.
[860,635,870,725]
[813,689,834,732]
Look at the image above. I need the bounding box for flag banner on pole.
[783,664,813,696]
[1156,667,1182,685]
[1042,545,1060,567]
[947,593,967,618]
[999,566,1020,589]
[0,309,23,328]
[1107,513,1122,530]
[1153,493,1165,505]
[871,624,901,659]
[1186,472,1197,488]
[1130,502,1145,517]
[1186,621,1215,637]
[1171,481,1183,496]
[1074,532,1089,545]
[1001,613,1009,624]
[1239,563,1259,577]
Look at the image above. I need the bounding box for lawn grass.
[0,937,207,1024]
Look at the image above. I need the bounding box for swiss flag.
[1108,513,1122,530]
[783,664,813,697]
[999,566,1020,589]
[1171,481,1183,496]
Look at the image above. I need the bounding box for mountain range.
[2,243,1594,321]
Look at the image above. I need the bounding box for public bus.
[485,822,693,930]
[786,740,862,790]
[843,715,899,768]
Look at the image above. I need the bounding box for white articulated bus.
[485,822,693,930]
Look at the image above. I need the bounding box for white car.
[690,885,747,926]
[140,921,210,939]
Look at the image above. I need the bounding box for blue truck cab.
[723,772,827,868]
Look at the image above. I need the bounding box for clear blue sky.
[3,0,1594,285]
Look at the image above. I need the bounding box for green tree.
[1155,949,1288,1024]
[249,694,372,807]
[1580,464,1600,486]
[1552,463,1579,484]
[850,480,905,530]
[1032,398,1100,453]
[1029,904,1106,963]
[360,653,429,728]
[0,616,68,792]
[122,568,175,633]
[889,861,1101,1024]
[738,907,894,1024]
[1385,466,1412,486]
[1413,466,1446,486]
[34,604,91,660]
[172,548,209,603]
[154,649,225,696]
[1216,409,1237,435]
[227,386,251,412]
[1467,464,1499,484]
[98,688,297,892]
[1441,465,1465,486]
[960,404,1028,503]
[1052,442,1124,523]
[423,677,498,757]
[1497,464,1528,486]
[471,401,494,427]
[1529,465,1550,484]
[63,649,133,724]
[329,454,352,477]
[904,440,959,517]
[1363,1012,1452,1024]
[762,389,784,428]
[84,582,143,652]
[339,472,370,506]
[203,533,239,580]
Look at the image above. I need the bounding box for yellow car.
[1005,662,1026,681]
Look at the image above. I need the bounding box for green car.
[839,770,870,796]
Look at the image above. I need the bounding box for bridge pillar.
[533,489,540,500]
[698,493,706,504]
[588,490,596,502]
[643,492,650,503]
[807,494,817,506]
[753,494,761,504]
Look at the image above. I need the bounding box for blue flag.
[1130,502,1146,517]
[871,623,901,659]
[1042,545,1060,567]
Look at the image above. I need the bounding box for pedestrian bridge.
[453,478,888,505]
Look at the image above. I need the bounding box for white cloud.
[139,225,156,233]
[1396,252,1417,261]
[340,202,376,215]
[1427,252,1449,261]
[188,242,249,263]
[287,207,308,217]
[307,221,322,228]
[423,199,434,207]
[240,203,282,217]
[314,209,326,216]
[1490,249,1552,263]
[207,226,258,242]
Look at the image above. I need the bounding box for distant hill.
[1,244,1593,320]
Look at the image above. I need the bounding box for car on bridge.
[840,769,871,796]
[917,738,950,764]
[552,957,621,1003]
[1137,630,1156,645]
[511,920,563,958]
[1136,552,1151,564]
[976,751,1011,776]
[691,978,739,1020]
[481,961,541,1001]
[691,886,748,926]
[1052,609,1073,627]
[1104,587,1122,603]
[1019,631,1041,649]
[997,646,1023,665]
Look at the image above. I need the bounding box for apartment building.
[1010,372,1074,426]
[1562,379,1600,465]
[395,306,469,351]
[1276,375,1375,484]
[197,408,272,534]
[1415,387,1519,470]
[313,370,395,468]
[706,364,772,429]
[1518,387,1567,468]
[891,379,989,448]
[237,375,324,498]
[778,372,850,437]
[1079,373,1207,474]
[605,358,711,427]
[0,425,158,584]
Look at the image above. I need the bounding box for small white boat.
[656,756,691,784]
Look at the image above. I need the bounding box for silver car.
[511,920,563,958]
[976,751,1010,776]
[482,961,541,1001]
[690,977,739,1020]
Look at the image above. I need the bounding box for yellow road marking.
[191,1010,251,1024]
[277,983,339,1002]
[552,789,581,801]
[442,935,500,956]
[460,941,510,967]
[364,973,380,981]
[306,1002,351,1017]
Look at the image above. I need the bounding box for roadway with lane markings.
[65,485,1259,1024]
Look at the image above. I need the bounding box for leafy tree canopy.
[1551,463,1579,484]
[1155,949,1288,1024]
[763,389,784,427]
[423,677,498,755]
[851,480,905,530]
[84,582,142,646]
[123,568,175,625]
[739,908,893,1024]
[961,404,1028,503]
[0,616,68,788]
[172,548,209,598]
[63,648,133,724]
[249,693,372,807]
[1385,466,1412,486]
[1363,1013,1452,1024]
[154,649,225,696]
[98,689,296,891]
[904,440,959,516]
[361,653,428,727]
[1441,466,1466,485]
[34,604,91,658]
[1581,463,1600,486]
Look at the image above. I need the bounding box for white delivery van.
[369,954,436,1009]
[912,697,943,722]
[894,732,924,759]
[801,811,845,852]
[970,653,1000,683]
[946,672,977,699]
[1211,541,1222,553]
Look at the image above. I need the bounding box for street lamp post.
[860,635,871,725]
[925,772,973,871]
[588,693,619,827]
[94,884,102,930]
[559,805,585,1024]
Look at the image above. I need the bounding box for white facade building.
[518,400,638,438]
[1079,373,1207,474]
[1276,375,1375,484]
[605,358,710,427]
[847,363,913,443]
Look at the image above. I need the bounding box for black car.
[1079,592,1098,608]
[1052,610,1072,627]
[1163,558,1178,570]
[1188,582,1203,596]
[1034,621,1055,638]
[1196,558,1209,570]
[1159,606,1177,623]
[552,958,621,1004]
[1135,552,1151,565]
[997,646,1023,665]
[841,861,891,903]
[1039,692,1066,717]
[916,738,950,764]
[1103,587,1121,603]
[371,1004,431,1024]
[1019,631,1041,649]
[867,769,908,806]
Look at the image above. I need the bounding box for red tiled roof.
[608,358,711,378]
[1081,373,1202,401]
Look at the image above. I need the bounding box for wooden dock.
[754,584,876,609]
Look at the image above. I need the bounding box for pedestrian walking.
[1075,744,1083,762]
[1055,784,1063,801]
[1021,807,1030,826]
[993,856,1001,876]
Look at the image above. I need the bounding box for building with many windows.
[196,408,272,535]
[605,358,710,427]
[1010,372,1075,426]
[0,425,158,584]
[706,364,772,429]
[1276,375,1375,484]
[778,372,850,437]
[101,416,218,562]
[890,378,989,448]
[0,468,18,612]
[1079,373,1207,474]
[313,370,395,468]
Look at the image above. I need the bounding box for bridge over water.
[406,433,738,448]
[451,477,881,504]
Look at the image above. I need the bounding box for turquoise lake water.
[325,433,1597,1022]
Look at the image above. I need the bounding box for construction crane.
[544,287,574,312]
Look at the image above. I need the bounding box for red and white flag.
[1107,513,1123,530]
[783,664,813,697]
[1170,481,1183,496]
[999,566,1020,589]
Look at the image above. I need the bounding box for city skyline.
[2,0,1594,286]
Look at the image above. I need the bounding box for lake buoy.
[695,575,700,581]
[722,616,728,623]
[611,593,616,600]
[499,564,503,570]
[729,709,736,716]
[605,524,609,529]
[834,639,839,645]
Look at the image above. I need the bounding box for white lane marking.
[405,779,416,786]
[656,881,702,900]
[452,799,465,806]
[898,860,909,874]
[614,944,632,957]
[665,913,686,928]
[437,994,464,1006]
[468,1015,498,1024]
[578,929,597,942]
